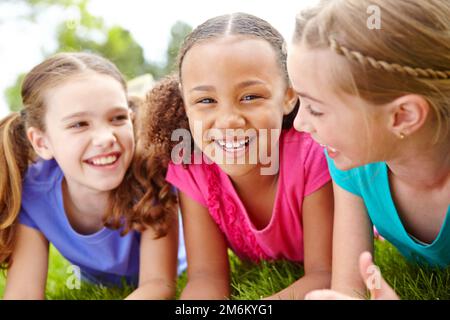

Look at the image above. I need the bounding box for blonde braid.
[329,37,450,80]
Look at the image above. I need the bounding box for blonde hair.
[294,0,450,142]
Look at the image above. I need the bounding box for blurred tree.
[158,20,192,77]
[4,75,26,113]
[4,0,191,111]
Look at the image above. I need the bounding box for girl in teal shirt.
[287,0,449,299]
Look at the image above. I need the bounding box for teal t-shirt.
[326,153,450,268]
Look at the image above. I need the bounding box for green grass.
[1,240,449,300]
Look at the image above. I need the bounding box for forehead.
[288,43,357,103]
[288,44,334,92]
[181,35,284,85]
[43,72,127,117]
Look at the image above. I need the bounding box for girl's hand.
[304,251,399,300]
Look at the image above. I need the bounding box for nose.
[293,103,315,133]
[214,104,246,129]
[92,126,117,148]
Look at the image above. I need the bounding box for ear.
[388,94,430,138]
[26,127,54,160]
[283,86,298,115]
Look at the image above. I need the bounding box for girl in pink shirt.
[141,12,333,299]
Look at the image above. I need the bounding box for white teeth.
[217,138,249,149]
[91,155,117,165]
[329,147,337,152]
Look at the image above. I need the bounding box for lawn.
[0,240,449,300]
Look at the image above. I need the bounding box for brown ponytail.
[0,112,36,269]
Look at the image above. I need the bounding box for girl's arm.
[125,214,179,300]
[331,182,373,298]
[178,191,230,300]
[3,224,49,300]
[265,182,334,300]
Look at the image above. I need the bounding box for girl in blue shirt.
[287,0,449,299]
[0,52,186,299]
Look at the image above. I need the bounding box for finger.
[359,251,377,298]
[359,251,398,300]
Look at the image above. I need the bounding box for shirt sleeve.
[325,151,362,197]
[303,140,332,196]
[166,162,208,207]
[18,206,40,230]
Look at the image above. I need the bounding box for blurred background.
[0,0,319,117]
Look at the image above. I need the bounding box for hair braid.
[329,37,450,80]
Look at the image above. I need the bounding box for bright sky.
[0,0,319,117]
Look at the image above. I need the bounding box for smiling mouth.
[214,137,252,152]
[84,152,121,166]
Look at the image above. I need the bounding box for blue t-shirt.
[326,153,450,268]
[19,159,187,287]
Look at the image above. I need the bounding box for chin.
[331,156,360,171]
[92,179,124,192]
[216,163,257,178]
[333,158,368,171]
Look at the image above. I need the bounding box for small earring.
[399,132,405,139]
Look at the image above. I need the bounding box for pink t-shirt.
[166,128,330,263]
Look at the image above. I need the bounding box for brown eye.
[69,121,88,129]
[241,95,261,101]
[197,98,216,104]
[112,114,129,122]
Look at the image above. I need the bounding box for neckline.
[55,169,113,242]
[214,154,283,234]
[382,163,450,249]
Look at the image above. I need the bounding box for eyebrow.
[189,80,267,93]
[61,106,128,121]
[295,90,325,105]
[236,80,266,89]
[190,85,215,93]
[62,111,91,122]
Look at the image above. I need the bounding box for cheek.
[250,106,284,129]
[116,120,134,137]
[187,117,207,146]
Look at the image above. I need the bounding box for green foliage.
[3,0,192,111]
[5,74,25,112]
[158,21,192,77]
[1,240,448,300]
[229,252,304,300]
[374,239,450,300]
